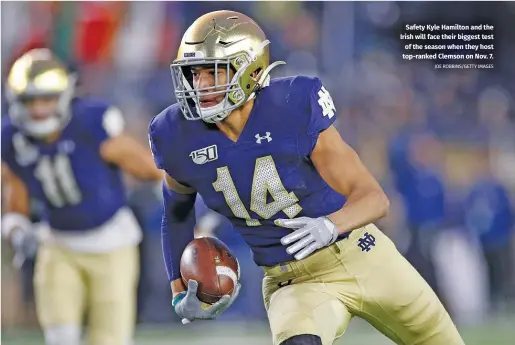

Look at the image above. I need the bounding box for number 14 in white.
[212,156,302,226]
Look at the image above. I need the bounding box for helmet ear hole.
[251,68,262,81]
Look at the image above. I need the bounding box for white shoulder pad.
[102,107,125,137]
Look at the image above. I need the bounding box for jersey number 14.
[213,155,302,226]
[35,154,82,208]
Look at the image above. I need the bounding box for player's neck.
[216,99,254,142]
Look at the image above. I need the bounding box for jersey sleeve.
[149,108,194,188]
[148,114,165,170]
[300,77,338,155]
[83,101,126,146]
[306,77,337,135]
[95,106,125,143]
[101,107,126,138]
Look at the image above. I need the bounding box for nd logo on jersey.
[318,86,336,119]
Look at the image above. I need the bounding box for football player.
[148,10,466,345]
[1,49,162,345]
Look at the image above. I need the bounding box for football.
[180,237,240,304]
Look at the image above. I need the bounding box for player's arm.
[311,126,390,234]
[1,162,38,266]
[149,119,236,323]
[277,79,389,260]
[161,173,197,297]
[147,115,197,294]
[1,162,31,240]
[97,107,162,181]
[162,173,238,324]
[100,134,162,181]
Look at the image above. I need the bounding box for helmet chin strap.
[195,98,232,123]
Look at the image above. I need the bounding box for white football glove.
[173,280,241,324]
[276,216,339,260]
[11,229,39,268]
[2,214,40,268]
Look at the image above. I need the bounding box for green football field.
[2,316,514,345]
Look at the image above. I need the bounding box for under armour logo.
[255,132,272,144]
[357,232,376,252]
[317,86,336,119]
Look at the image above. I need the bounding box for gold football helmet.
[171,10,285,123]
[6,48,77,137]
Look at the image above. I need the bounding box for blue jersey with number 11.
[1,98,127,231]
[149,76,347,267]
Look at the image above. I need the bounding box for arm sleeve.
[161,181,197,281]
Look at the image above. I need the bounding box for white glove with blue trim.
[173,280,241,324]
[276,216,339,260]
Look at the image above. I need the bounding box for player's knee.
[280,334,322,345]
[44,325,81,345]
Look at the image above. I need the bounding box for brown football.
[180,237,240,304]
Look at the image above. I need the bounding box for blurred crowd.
[2,1,515,329]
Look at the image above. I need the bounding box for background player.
[149,10,466,345]
[1,49,162,345]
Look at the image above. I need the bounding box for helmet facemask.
[171,52,258,124]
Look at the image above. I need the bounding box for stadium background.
[1,1,515,344]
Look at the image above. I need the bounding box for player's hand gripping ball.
[175,237,241,324]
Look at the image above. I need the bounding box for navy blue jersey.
[149,76,346,266]
[2,98,127,231]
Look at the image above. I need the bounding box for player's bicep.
[164,174,196,195]
[1,162,30,215]
[98,106,161,180]
[310,126,383,197]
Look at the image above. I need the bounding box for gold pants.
[262,224,465,345]
[34,244,139,345]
